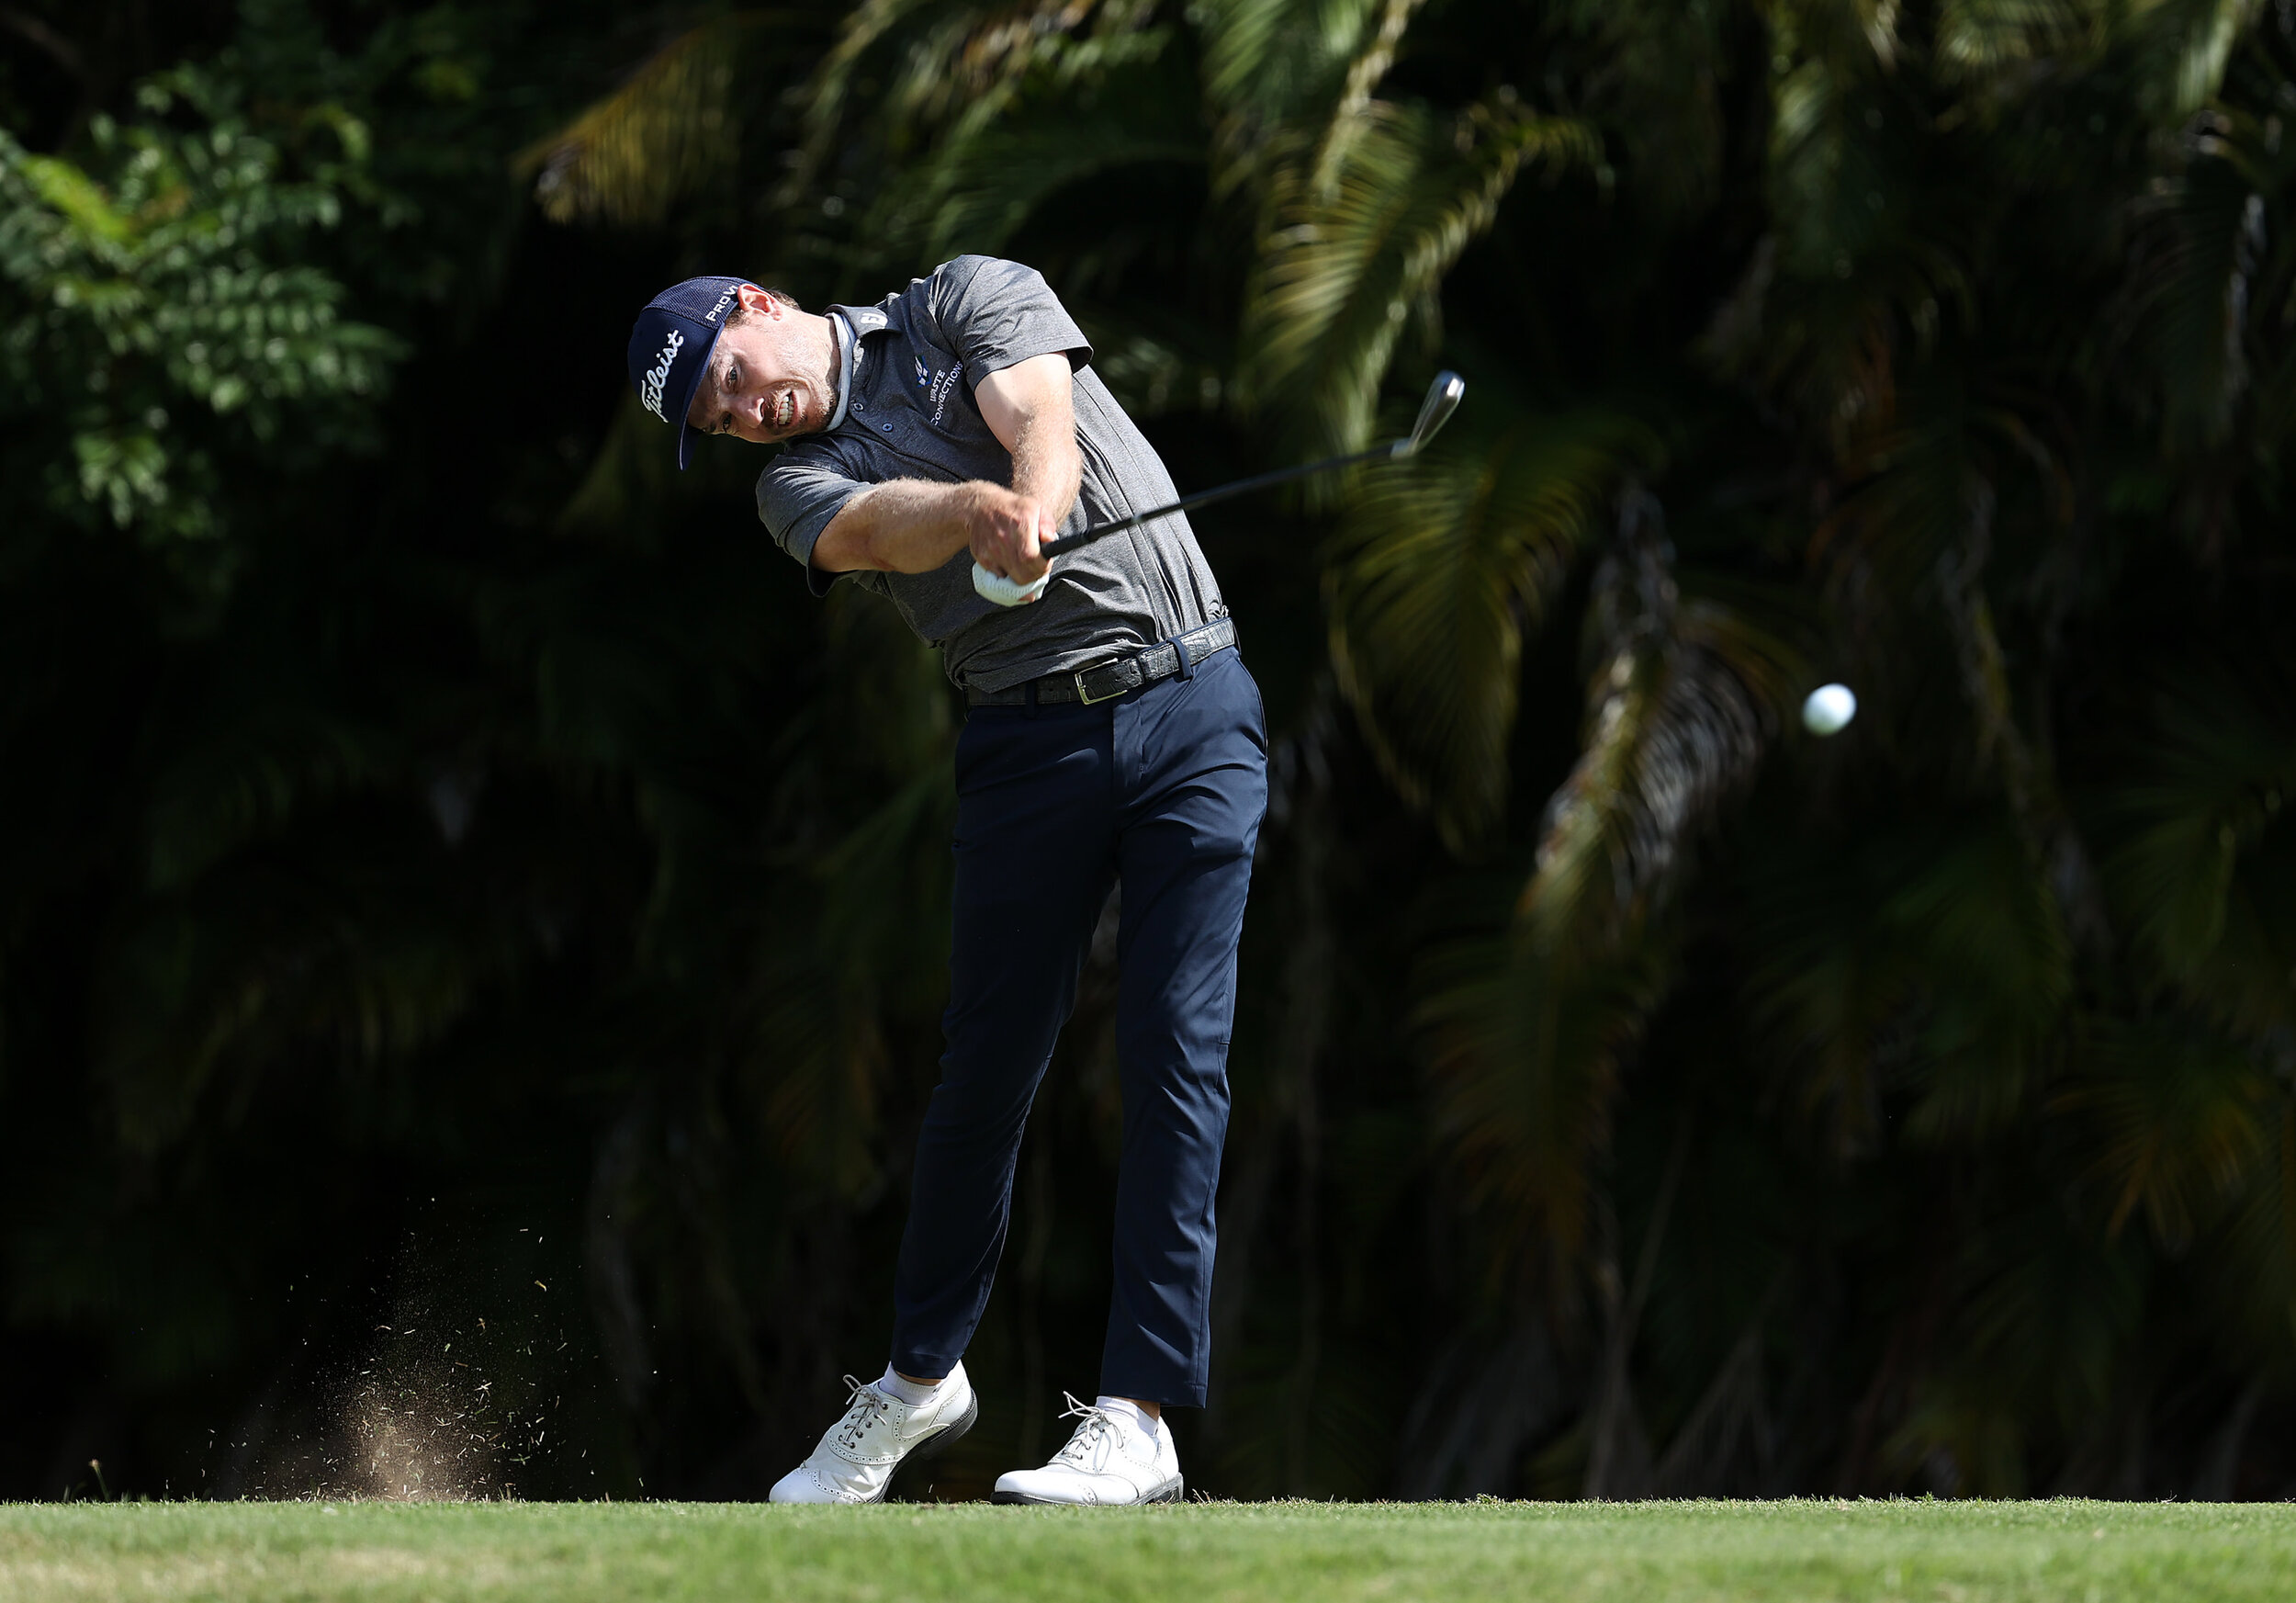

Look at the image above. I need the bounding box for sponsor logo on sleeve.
[639,329,685,422]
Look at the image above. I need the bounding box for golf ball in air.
[1802,683,1858,736]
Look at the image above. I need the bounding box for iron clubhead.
[1397,371,1466,457]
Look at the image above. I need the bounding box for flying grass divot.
[6,1497,2296,1603]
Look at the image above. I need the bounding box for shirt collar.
[824,311,857,434]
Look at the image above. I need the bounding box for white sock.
[879,1365,942,1406]
[1096,1394,1160,1445]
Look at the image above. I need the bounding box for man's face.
[686,285,835,445]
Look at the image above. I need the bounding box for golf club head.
[1397,371,1466,457]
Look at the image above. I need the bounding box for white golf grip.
[972,560,1051,607]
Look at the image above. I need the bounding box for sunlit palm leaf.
[791,0,1161,209]
[1326,404,1657,852]
[1241,96,1597,461]
[1933,0,2098,83]
[2121,0,2256,116]
[1524,499,1791,947]
[1416,499,1786,1261]
[1197,0,1392,190]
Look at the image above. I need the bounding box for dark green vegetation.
[7,1500,2296,1602]
[6,0,2296,1504]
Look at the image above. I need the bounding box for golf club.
[973,370,1467,606]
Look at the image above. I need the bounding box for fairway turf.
[3,1497,2290,1601]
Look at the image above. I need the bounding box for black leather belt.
[966,616,1237,707]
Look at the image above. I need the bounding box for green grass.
[4,1497,2291,1601]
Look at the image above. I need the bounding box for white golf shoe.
[769,1364,978,1504]
[991,1394,1185,1506]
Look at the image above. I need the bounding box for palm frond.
[1702,152,1975,457]
[2205,1085,2296,1358]
[2099,668,2296,1035]
[2138,139,2262,449]
[2056,1015,2276,1247]
[1743,810,2074,1149]
[1554,0,1735,217]
[1067,297,1236,419]
[1418,911,1671,1264]
[788,0,1161,213]
[1524,494,1784,948]
[1326,404,1658,852]
[865,46,1202,263]
[1239,95,1597,461]
[1197,0,1390,189]
[1305,0,1428,193]
[94,858,503,1151]
[1770,0,1906,71]
[142,704,397,892]
[519,17,777,226]
[1414,496,1784,1264]
[1888,1201,2146,1493]
[752,765,955,1196]
[1739,833,1914,1163]
[743,589,955,1197]
[1885,817,2074,1138]
[1933,0,2099,84]
[2121,0,2257,117]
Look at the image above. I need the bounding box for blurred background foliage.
[4,0,2296,1502]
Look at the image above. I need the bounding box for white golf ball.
[1802,683,1858,737]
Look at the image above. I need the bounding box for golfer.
[626,257,1266,1505]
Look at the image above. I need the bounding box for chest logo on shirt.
[914,356,930,389]
[927,366,960,427]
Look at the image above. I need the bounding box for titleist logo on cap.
[639,329,684,422]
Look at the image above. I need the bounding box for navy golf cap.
[627,276,748,468]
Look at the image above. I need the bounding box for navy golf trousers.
[889,642,1266,1407]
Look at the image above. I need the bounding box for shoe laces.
[832,1375,893,1451]
[1052,1393,1120,1467]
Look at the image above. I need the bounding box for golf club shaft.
[1037,440,1399,560]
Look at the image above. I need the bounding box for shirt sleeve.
[757,447,868,598]
[929,255,1094,390]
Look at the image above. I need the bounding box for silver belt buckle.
[1075,657,1126,706]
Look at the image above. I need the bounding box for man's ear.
[737,283,782,318]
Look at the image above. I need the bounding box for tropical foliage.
[4,0,2295,1502]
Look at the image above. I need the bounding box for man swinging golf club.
[626,256,1265,1506]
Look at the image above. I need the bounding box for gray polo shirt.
[755,256,1226,693]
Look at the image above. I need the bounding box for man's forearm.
[814,480,981,574]
[813,354,1079,582]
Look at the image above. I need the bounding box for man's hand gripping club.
[808,354,1078,603]
[961,482,1055,605]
